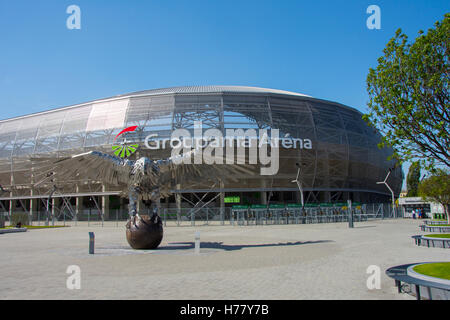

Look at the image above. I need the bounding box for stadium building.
[0,86,402,219]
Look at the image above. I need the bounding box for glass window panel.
[61,105,92,135]
[0,120,20,159]
[86,99,128,132]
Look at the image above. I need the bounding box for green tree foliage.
[406,161,421,196]
[418,169,450,223]
[364,14,449,170]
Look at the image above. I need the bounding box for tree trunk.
[446,204,450,225]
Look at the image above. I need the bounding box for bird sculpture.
[31,149,254,249]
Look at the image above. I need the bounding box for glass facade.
[0,86,402,203]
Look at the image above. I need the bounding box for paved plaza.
[1,219,448,299]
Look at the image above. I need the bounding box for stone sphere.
[126,215,163,249]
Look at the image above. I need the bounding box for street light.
[46,185,57,226]
[292,162,305,208]
[377,168,397,218]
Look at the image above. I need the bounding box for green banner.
[251,204,267,209]
[334,203,347,207]
[232,205,249,210]
[319,203,334,207]
[304,203,319,207]
[269,204,285,209]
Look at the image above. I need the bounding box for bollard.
[348,200,354,228]
[194,231,200,255]
[89,232,95,254]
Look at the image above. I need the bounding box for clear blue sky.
[0,0,448,119]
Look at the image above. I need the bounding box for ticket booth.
[286,204,303,224]
[318,203,334,223]
[249,204,268,225]
[303,203,320,223]
[231,205,249,226]
[333,203,347,222]
[268,204,286,224]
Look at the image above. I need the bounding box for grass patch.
[0,225,68,230]
[25,225,69,229]
[413,263,450,280]
[424,234,450,238]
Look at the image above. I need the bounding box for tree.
[363,14,449,170]
[406,161,421,196]
[418,169,450,223]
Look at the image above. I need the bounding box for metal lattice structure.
[0,86,403,216]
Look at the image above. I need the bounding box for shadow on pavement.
[353,226,377,229]
[161,240,334,251]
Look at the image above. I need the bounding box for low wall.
[412,235,450,249]
[0,228,27,234]
[420,225,450,233]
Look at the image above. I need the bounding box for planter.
[386,263,450,300]
[420,225,450,233]
[424,220,449,226]
[412,235,450,248]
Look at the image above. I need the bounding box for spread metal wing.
[31,148,257,199]
[154,149,256,185]
[31,151,134,187]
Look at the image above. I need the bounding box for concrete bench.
[386,263,450,300]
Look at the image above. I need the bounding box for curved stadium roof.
[0,85,313,123]
[114,85,311,98]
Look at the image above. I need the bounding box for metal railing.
[1,202,402,227]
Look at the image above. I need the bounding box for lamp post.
[292,162,305,208]
[377,168,396,218]
[46,185,57,226]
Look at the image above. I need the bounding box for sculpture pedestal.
[126,215,163,249]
